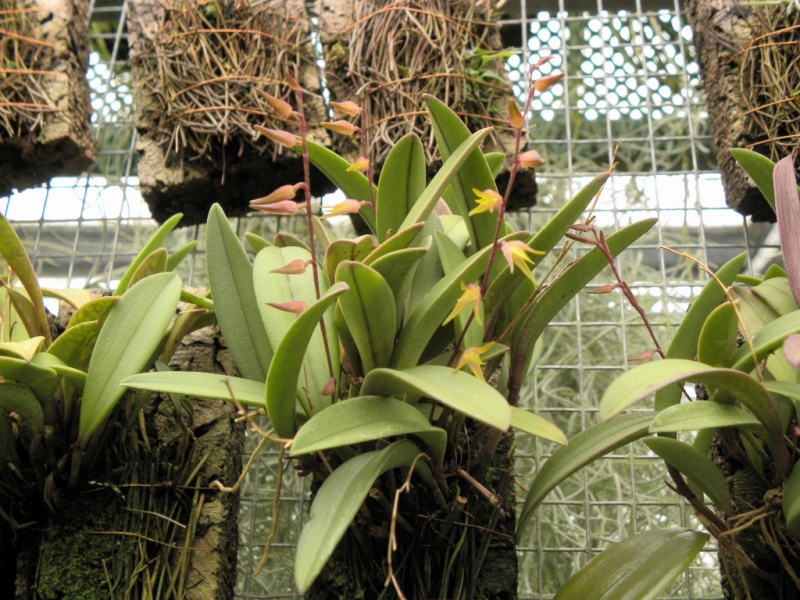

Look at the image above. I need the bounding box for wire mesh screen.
[2,0,780,597]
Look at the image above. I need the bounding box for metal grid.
[1,0,781,597]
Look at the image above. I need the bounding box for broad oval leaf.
[553,528,709,600]
[377,133,426,242]
[41,288,93,310]
[363,223,424,265]
[0,356,59,403]
[295,439,424,593]
[325,235,374,285]
[361,365,511,432]
[731,310,800,375]
[0,337,44,361]
[266,282,349,438]
[79,272,182,445]
[644,437,733,514]
[114,212,182,295]
[31,352,87,390]
[291,395,446,467]
[600,359,789,479]
[67,296,117,328]
[244,232,272,253]
[128,247,168,287]
[510,406,567,445]
[518,413,654,537]
[650,401,761,433]
[274,231,311,252]
[369,244,430,303]
[206,204,273,381]
[698,301,739,368]
[730,148,777,212]
[122,371,265,407]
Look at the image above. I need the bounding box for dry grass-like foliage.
[740,4,800,165]
[134,0,314,163]
[0,3,61,139]
[324,0,514,165]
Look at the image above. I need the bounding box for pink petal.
[774,156,800,307]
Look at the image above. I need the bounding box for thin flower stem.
[360,111,377,209]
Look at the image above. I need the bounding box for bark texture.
[0,0,97,196]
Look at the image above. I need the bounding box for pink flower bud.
[331,101,362,117]
[256,91,294,119]
[249,199,306,216]
[321,199,370,219]
[267,300,306,314]
[254,126,299,148]
[285,71,301,92]
[251,184,302,205]
[320,377,336,396]
[534,73,565,93]
[270,259,312,275]
[519,150,545,169]
[322,120,359,136]
[508,100,525,130]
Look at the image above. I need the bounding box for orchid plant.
[121,62,661,596]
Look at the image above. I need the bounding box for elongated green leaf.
[655,253,746,410]
[0,382,43,455]
[306,140,377,234]
[166,240,198,272]
[291,395,446,466]
[0,337,43,361]
[114,213,182,295]
[273,232,311,252]
[361,365,511,431]
[510,406,567,445]
[518,413,654,537]
[30,352,86,390]
[128,247,167,287]
[730,148,777,213]
[485,152,504,177]
[244,232,272,253]
[0,356,59,402]
[369,243,430,302]
[179,289,213,310]
[206,204,273,381]
[122,371,265,407]
[41,288,93,310]
[67,296,117,328]
[79,272,182,445]
[752,277,797,316]
[312,216,336,252]
[650,401,761,433]
[765,264,788,280]
[645,437,732,514]
[731,310,800,374]
[335,262,395,374]
[325,236,374,285]
[399,128,492,233]
[0,211,50,344]
[407,215,444,317]
[600,359,789,479]
[363,223,424,265]
[47,321,100,371]
[697,302,739,368]
[783,459,800,536]
[425,96,497,250]
[377,133,426,242]
[510,219,657,400]
[553,528,709,600]
[266,283,348,437]
[5,289,38,339]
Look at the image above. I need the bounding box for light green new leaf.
[0,382,43,455]
[179,289,213,310]
[47,321,100,371]
[0,337,43,361]
[553,528,709,600]
[361,365,511,432]
[312,216,336,252]
[336,262,395,374]
[273,232,311,252]
[484,152,504,177]
[206,204,273,382]
[645,437,733,514]
[377,133,426,242]
[0,356,59,402]
[114,212,182,295]
[518,413,654,537]
[406,214,444,317]
[244,232,272,253]
[655,253,745,410]
[166,240,198,272]
[782,460,800,536]
[30,352,86,390]
[122,371,265,407]
[697,301,739,368]
[67,296,117,328]
[600,359,789,479]
[730,148,777,213]
[266,282,348,438]
[6,288,39,340]
[295,439,425,593]
[325,236,374,285]
[510,406,567,445]
[79,272,182,445]
[424,95,497,250]
[291,395,446,467]
[363,223,424,265]
[369,243,430,303]
[0,211,50,344]
[306,140,377,234]
[128,247,168,287]
[650,401,761,433]
[731,310,800,374]
[41,288,93,310]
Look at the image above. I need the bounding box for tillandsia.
[122,59,659,598]
[0,212,209,526]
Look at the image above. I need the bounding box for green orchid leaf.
[376,133,426,242]
[765,264,788,280]
[655,252,745,410]
[179,289,213,310]
[335,262,395,374]
[30,352,87,390]
[114,212,182,295]
[783,460,800,536]
[650,401,761,433]
[206,204,273,382]
[122,371,265,407]
[244,232,272,253]
[0,356,59,403]
[424,95,497,250]
[644,437,733,514]
[266,282,348,438]
[553,528,709,600]
[369,243,430,303]
[291,395,446,467]
[67,296,117,328]
[731,310,800,374]
[434,230,483,348]
[510,219,657,401]
[335,303,362,377]
[128,247,168,288]
[312,217,336,252]
[407,215,445,317]
[41,288,93,310]
[295,440,427,593]
[6,288,39,340]
[440,214,470,250]
[0,382,44,455]
[399,127,492,233]
[730,148,777,213]
[484,152,504,177]
[600,359,789,479]
[165,240,198,272]
[510,406,567,445]
[79,272,182,445]
[391,231,526,370]
[751,277,797,316]
[159,307,216,365]
[518,413,654,537]
[0,211,50,344]
[325,235,375,285]
[0,337,43,361]
[361,365,511,431]
[273,232,311,252]
[697,302,739,368]
[363,223,424,265]
[47,321,100,372]
[306,140,377,234]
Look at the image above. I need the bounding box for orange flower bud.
[321,199,370,219]
[270,259,312,275]
[251,184,302,205]
[628,349,657,361]
[519,150,545,169]
[267,300,306,314]
[534,73,565,93]
[508,100,525,129]
[249,199,306,216]
[587,283,621,295]
[322,120,359,136]
[320,377,336,396]
[331,100,362,117]
[254,125,299,148]
[285,71,301,91]
[257,91,294,119]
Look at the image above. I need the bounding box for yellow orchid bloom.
[469,188,503,217]
[346,156,369,173]
[500,240,543,284]
[453,342,495,381]
[443,282,482,326]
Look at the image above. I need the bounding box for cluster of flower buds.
[249,183,307,216]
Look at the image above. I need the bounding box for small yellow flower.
[443,282,482,326]
[320,199,370,219]
[453,342,495,381]
[469,188,503,217]
[331,100,362,117]
[321,120,359,136]
[346,156,369,172]
[500,240,543,284]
